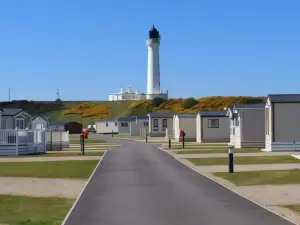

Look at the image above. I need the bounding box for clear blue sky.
[0,0,299,101]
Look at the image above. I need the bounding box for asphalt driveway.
[63,138,294,225]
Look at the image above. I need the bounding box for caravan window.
[121,122,128,127]
[208,119,219,128]
[1,119,7,129]
[16,119,25,129]
[153,119,158,128]
[162,119,167,128]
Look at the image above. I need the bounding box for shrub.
[183,97,198,109]
[152,97,166,107]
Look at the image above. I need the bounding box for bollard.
[182,131,185,149]
[112,130,113,137]
[228,147,234,173]
[80,134,85,155]
[146,134,148,142]
[169,139,171,148]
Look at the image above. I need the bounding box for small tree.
[183,97,198,109]
[152,97,166,107]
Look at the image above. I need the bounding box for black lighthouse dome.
[149,25,160,39]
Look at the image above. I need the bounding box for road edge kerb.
[158,146,297,225]
[61,150,107,225]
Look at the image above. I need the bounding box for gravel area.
[0,156,101,162]
[175,152,300,158]
[0,177,86,198]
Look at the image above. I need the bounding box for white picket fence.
[0,129,70,155]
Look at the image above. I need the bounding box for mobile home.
[173,114,197,141]
[229,103,265,148]
[196,111,230,143]
[265,94,300,151]
[118,115,149,136]
[95,118,119,134]
[148,113,174,137]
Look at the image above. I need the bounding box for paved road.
[64,137,294,225]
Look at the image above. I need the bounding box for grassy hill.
[0,96,266,125]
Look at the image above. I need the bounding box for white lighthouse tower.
[146,25,168,100]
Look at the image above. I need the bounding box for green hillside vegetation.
[0,96,266,124]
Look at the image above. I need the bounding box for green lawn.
[0,160,99,179]
[214,169,300,186]
[44,152,105,157]
[69,138,106,144]
[166,144,229,150]
[0,151,105,158]
[175,148,261,154]
[187,156,300,166]
[0,195,74,225]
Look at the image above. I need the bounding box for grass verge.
[0,194,74,225]
[0,160,99,179]
[174,148,261,154]
[70,139,106,144]
[187,156,300,166]
[214,169,300,186]
[0,151,105,158]
[44,152,104,157]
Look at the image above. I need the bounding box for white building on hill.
[109,86,146,101]
[108,25,168,101]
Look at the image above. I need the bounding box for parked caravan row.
[94,94,300,152]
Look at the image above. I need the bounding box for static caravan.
[95,118,118,134]
[173,114,197,141]
[265,94,300,151]
[118,115,149,136]
[31,115,49,129]
[148,113,174,137]
[118,117,136,135]
[133,115,149,136]
[229,103,265,148]
[196,111,230,143]
[1,108,32,129]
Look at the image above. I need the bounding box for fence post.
[60,131,62,151]
[43,129,46,153]
[15,128,19,156]
[50,131,53,151]
[293,141,296,152]
[67,131,70,148]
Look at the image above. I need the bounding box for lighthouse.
[146,25,168,100]
[108,25,168,101]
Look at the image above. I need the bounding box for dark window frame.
[153,119,158,128]
[208,119,219,128]
[162,119,167,128]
